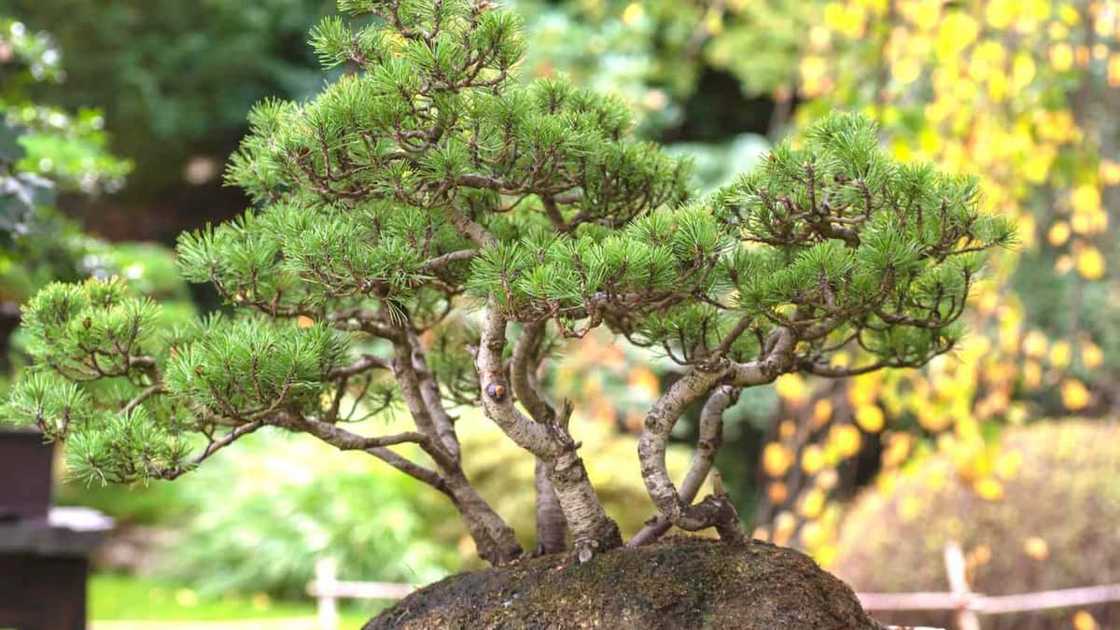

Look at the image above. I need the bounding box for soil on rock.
[366,537,882,630]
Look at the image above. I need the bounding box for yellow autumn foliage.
[854,405,884,433]
[753,0,1120,539]
[762,443,794,477]
[1075,245,1106,280]
[1060,378,1091,411]
[830,422,1120,630]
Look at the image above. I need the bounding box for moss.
[366,537,881,629]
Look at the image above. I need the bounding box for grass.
[90,573,379,628]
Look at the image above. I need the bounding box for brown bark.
[390,340,459,472]
[532,459,567,553]
[405,329,461,462]
[349,322,524,565]
[444,468,523,565]
[400,367,521,562]
[511,322,568,554]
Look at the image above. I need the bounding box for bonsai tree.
[4,0,1012,569]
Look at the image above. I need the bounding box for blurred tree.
[6,0,332,191]
[6,0,799,242]
[0,18,129,278]
[6,0,333,240]
[741,0,1120,556]
[0,18,193,384]
[3,1,1008,593]
[513,0,819,140]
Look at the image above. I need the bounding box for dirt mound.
[366,537,881,630]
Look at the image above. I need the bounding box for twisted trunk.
[636,328,798,541]
[477,306,622,559]
[511,321,568,554]
[630,384,737,547]
[533,459,567,553]
[388,325,523,564]
[637,368,742,542]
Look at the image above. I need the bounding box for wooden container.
[0,429,54,522]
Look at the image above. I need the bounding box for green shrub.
[160,431,458,599]
[7,1,330,194]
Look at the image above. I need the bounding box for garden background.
[1,0,1118,628]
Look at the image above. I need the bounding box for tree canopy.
[4,0,1012,564]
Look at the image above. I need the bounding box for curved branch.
[326,308,403,339]
[510,321,568,554]
[800,359,891,377]
[637,367,726,523]
[420,249,477,273]
[329,353,391,379]
[278,412,452,496]
[728,328,796,386]
[404,329,461,462]
[510,321,555,424]
[123,384,165,415]
[638,328,799,541]
[157,420,265,480]
[477,303,621,559]
[280,414,431,451]
[476,307,559,456]
[629,385,737,547]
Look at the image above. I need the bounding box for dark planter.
[0,429,54,522]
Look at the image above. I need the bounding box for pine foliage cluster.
[5,0,1011,551]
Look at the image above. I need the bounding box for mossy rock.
[366,537,882,629]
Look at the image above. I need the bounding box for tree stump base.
[367,537,883,630]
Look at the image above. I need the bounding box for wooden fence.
[308,558,417,630]
[308,544,1120,630]
[855,541,1120,629]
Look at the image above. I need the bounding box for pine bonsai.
[5,0,1012,568]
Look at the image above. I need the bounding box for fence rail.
[857,541,1120,629]
[309,544,1120,630]
[858,583,1120,615]
[308,558,417,630]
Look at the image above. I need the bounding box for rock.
[366,537,882,630]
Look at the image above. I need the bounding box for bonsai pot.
[0,429,54,522]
